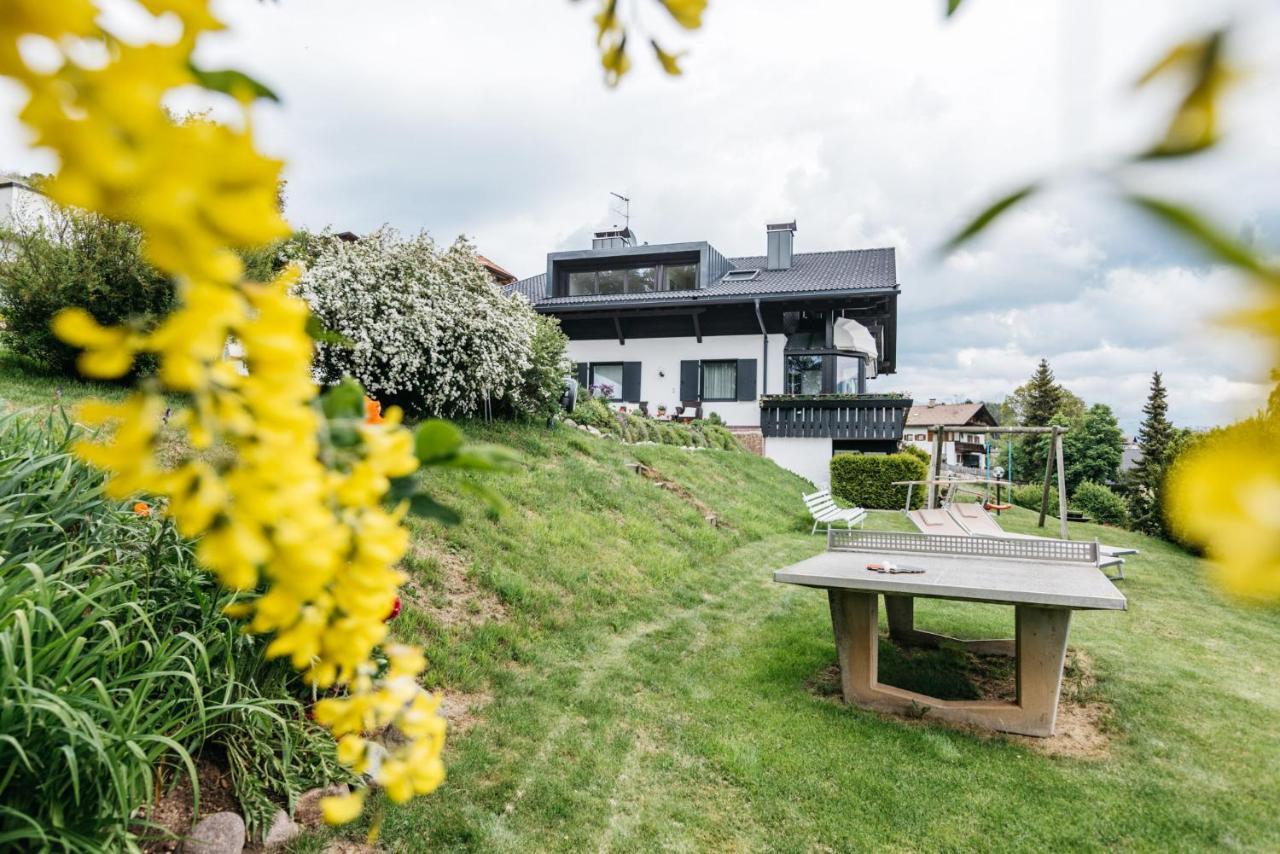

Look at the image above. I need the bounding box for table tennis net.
[827,529,1099,565]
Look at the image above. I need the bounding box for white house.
[903,401,999,470]
[504,222,909,486]
[0,179,55,234]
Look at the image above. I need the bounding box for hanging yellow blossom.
[1167,416,1280,602]
[0,0,510,823]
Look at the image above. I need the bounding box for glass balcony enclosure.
[784,331,872,395]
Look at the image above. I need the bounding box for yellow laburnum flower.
[652,42,685,76]
[321,790,366,826]
[135,0,225,36]
[51,308,137,378]
[396,691,447,741]
[196,518,271,590]
[0,0,97,76]
[661,0,707,30]
[314,695,374,738]
[601,38,631,86]
[335,734,369,773]
[386,644,427,680]
[7,1,445,824]
[1166,417,1280,602]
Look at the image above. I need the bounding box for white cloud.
[0,0,1276,430]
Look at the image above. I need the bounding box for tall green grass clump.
[0,412,347,851]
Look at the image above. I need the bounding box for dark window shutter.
[622,362,641,401]
[736,359,757,401]
[680,360,700,401]
[576,362,589,391]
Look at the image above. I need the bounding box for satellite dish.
[560,377,578,413]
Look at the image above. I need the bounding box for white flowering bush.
[294,229,541,417]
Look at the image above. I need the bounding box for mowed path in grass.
[378,505,1280,852]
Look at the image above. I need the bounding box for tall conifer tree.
[1022,358,1063,427]
[1130,372,1175,535]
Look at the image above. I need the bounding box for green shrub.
[703,423,741,451]
[0,209,176,376]
[830,452,927,510]
[571,396,615,430]
[1011,483,1061,515]
[0,413,348,850]
[504,314,571,422]
[1072,481,1130,527]
[900,443,931,464]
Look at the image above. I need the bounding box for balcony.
[759,395,913,441]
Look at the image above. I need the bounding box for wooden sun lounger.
[803,489,867,535]
[905,508,969,537]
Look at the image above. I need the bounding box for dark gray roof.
[502,248,896,308]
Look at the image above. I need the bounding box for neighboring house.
[1120,438,1142,473]
[477,255,518,287]
[903,400,999,469]
[504,221,909,485]
[0,179,55,236]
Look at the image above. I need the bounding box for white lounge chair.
[803,489,867,535]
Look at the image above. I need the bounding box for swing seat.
[984,502,1013,512]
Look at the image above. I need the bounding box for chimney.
[767,221,796,270]
[592,226,637,249]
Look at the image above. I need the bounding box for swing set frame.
[921,424,1070,540]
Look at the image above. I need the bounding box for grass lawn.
[330,426,1279,853]
[3,363,1276,851]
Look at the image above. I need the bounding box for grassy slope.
[371,424,1280,853]
[3,363,1276,851]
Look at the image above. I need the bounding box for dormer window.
[559,262,698,297]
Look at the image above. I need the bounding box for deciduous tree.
[1064,404,1125,494]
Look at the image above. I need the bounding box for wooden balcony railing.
[759,396,913,441]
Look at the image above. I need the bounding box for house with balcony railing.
[503,221,909,485]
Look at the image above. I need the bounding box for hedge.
[1011,483,1060,515]
[830,452,927,510]
[1072,481,1130,527]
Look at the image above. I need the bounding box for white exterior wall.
[902,430,988,469]
[764,437,833,488]
[0,184,55,232]
[567,333,784,427]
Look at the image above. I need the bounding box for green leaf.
[305,316,353,348]
[407,493,461,525]
[187,62,280,102]
[414,420,464,465]
[1127,195,1272,279]
[945,0,964,16]
[320,376,365,420]
[940,184,1039,253]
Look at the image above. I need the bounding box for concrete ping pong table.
[775,529,1126,737]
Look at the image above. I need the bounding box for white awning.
[833,318,878,378]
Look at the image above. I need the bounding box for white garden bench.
[804,489,867,535]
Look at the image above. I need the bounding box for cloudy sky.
[4,0,1278,432]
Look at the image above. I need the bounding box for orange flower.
[363,396,383,425]
[133,501,152,517]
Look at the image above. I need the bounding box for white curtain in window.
[703,362,737,400]
[592,364,624,399]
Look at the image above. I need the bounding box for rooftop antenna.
[609,191,631,231]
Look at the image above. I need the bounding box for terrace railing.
[759,395,913,441]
